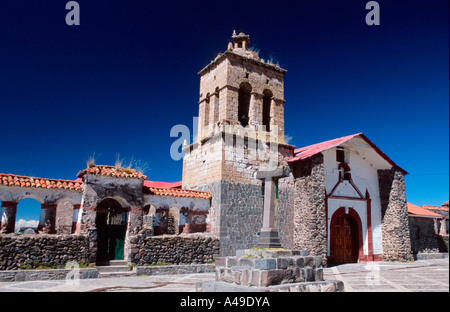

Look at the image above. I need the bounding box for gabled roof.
[287,133,408,174]
[77,165,148,180]
[408,203,443,218]
[0,173,83,191]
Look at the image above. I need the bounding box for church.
[0,32,413,269]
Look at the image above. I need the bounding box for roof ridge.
[0,172,80,183]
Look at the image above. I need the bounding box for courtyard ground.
[0,257,447,292]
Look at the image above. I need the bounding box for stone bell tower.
[182,32,295,256]
[196,31,287,144]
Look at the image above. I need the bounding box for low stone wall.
[0,268,98,282]
[409,217,440,256]
[197,280,344,292]
[438,235,449,252]
[135,263,215,276]
[0,234,91,271]
[128,233,220,265]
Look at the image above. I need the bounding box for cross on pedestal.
[256,164,289,248]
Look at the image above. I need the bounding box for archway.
[238,82,252,127]
[329,207,363,264]
[96,198,128,264]
[262,89,273,132]
[16,198,42,234]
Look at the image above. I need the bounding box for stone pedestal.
[197,248,344,292]
[257,229,282,248]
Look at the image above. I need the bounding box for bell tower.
[183,32,294,255]
[196,31,287,144]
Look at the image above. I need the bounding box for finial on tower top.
[231,31,250,50]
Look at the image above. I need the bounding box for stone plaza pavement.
[0,258,447,292]
[323,257,449,292]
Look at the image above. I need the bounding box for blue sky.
[0,0,448,221]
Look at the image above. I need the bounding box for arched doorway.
[96,198,128,264]
[16,198,42,234]
[330,207,363,264]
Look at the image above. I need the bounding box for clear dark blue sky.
[0,0,448,220]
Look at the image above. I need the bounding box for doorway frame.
[95,197,129,265]
[329,207,364,264]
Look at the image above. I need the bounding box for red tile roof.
[287,133,408,174]
[421,205,449,213]
[0,173,83,191]
[143,180,182,189]
[408,203,443,218]
[77,165,148,180]
[144,186,211,199]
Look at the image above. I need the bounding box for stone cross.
[255,163,289,248]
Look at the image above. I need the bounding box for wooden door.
[333,214,358,264]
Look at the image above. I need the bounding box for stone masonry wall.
[409,216,440,257]
[289,154,327,265]
[194,180,264,256]
[276,176,295,249]
[127,233,220,265]
[0,234,91,270]
[378,168,413,261]
[183,129,295,257]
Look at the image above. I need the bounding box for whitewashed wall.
[323,145,383,257]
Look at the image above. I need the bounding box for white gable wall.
[323,145,383,258]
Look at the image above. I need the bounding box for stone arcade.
[1,32,415,274]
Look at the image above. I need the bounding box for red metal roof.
[143,180,182,189]
[408,203,443,218]
[289,133,361,162]
[287,133,408,174]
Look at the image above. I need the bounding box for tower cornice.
[198,51,287,76]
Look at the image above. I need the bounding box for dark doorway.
[96,198,127,264]
[331,213,359,264]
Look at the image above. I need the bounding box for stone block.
[315,268,324,281]
[226,257,238,267]
[239,257,255,268]
[295,256,305,267]
[243,268,253,286]
[320,283,336,292]
[215,257,226,267]
[234,271,241,284]
[276,258,288,270]
[254,258,276,270]
[305,268,314,281]
[260,269,286,287]
[304,256,314,267]
[250,270,261,287]
[294,268,305,282]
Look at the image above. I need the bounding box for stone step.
[109,260,128,266]
[98,270,137,279]
[97,265,133,273]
